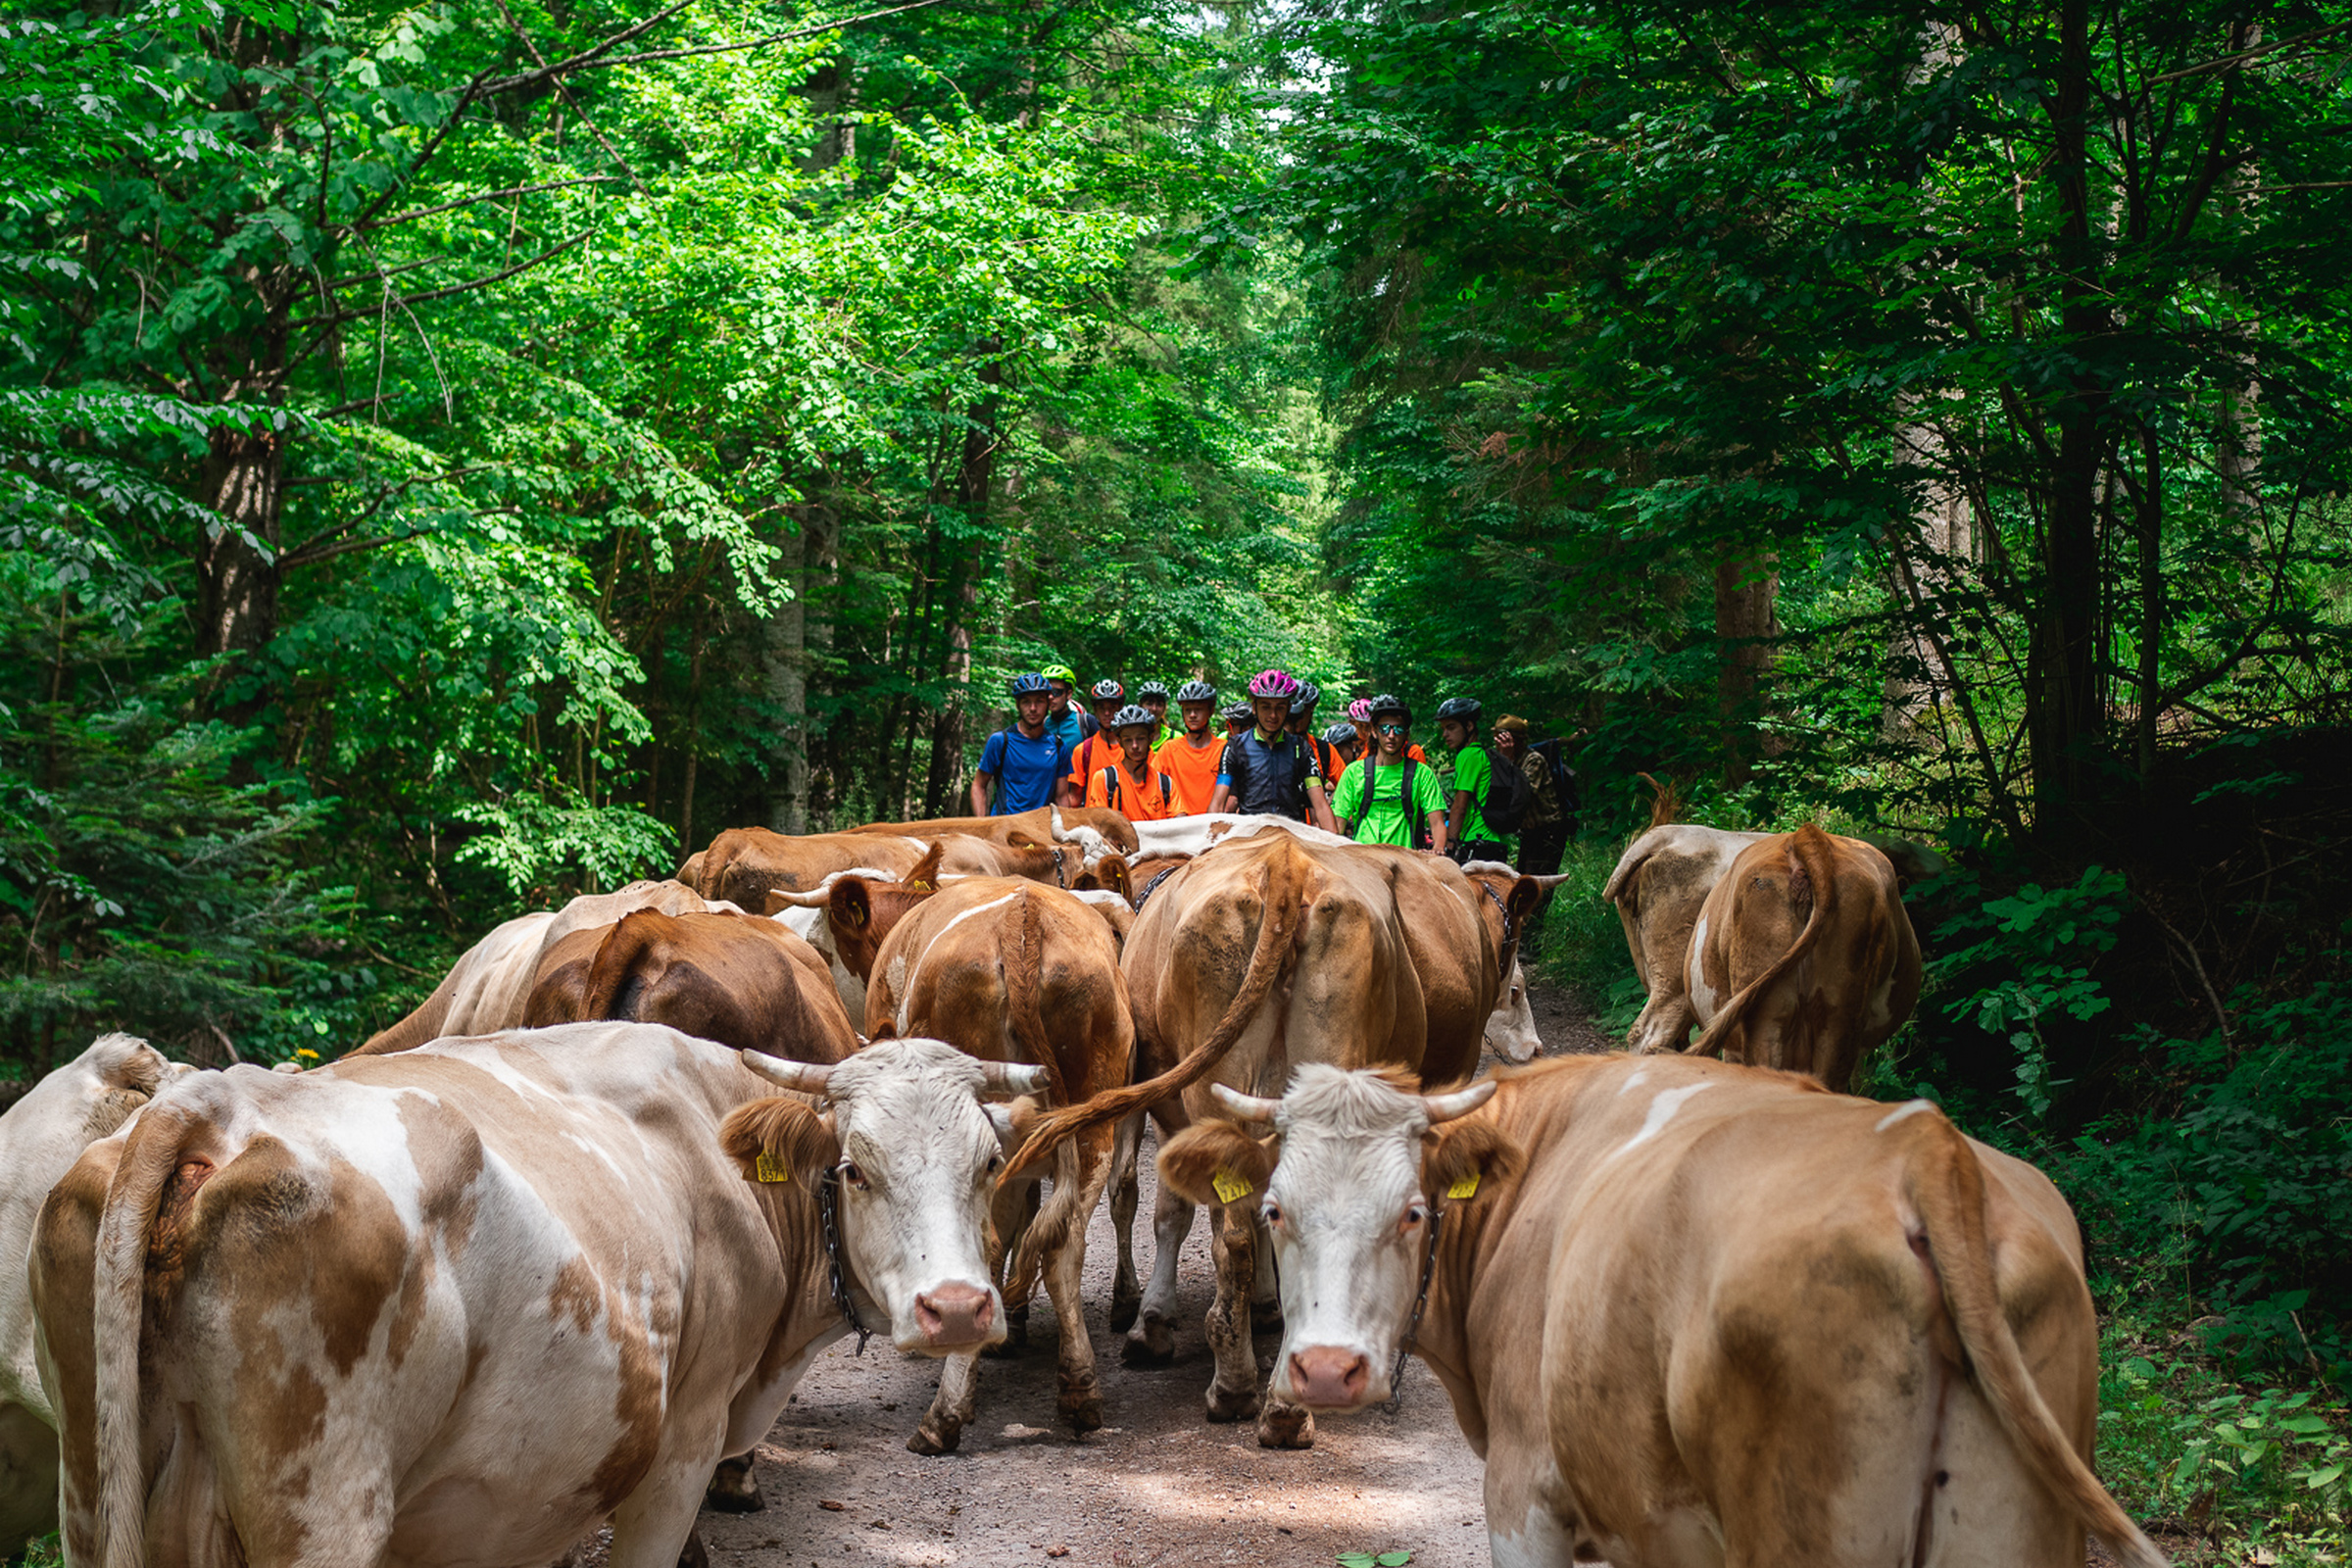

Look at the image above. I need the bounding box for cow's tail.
[1599,829,1654,910]
[1638,771,1682,829]
[1906,1117,2168,1567]
[92,1104,196,1568]
[1006,850,1307,1178]
[1004,892,1085,1291]
[584,908,668,1020]
[1685,823,1838,1061]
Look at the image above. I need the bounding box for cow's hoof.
[1121,1318,1175,1366]
[1204,1384,1260,1424]
[678,1530,710,1568]
[1059,1382,1104,1436]
[704,1454,764,1512]
[1109,1288,1142,1334]
[1257,1405,1314,1449]
[907,1423,962,1456]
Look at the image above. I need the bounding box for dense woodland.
[7,0,2352,1551]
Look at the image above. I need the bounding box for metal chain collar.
[1384,1200,1447,1415]
[1479,878,1517,952]
[817,1165,872,1356]
[1134,865,1179,911]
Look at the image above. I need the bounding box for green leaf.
[1337,1555,1375,1568]
[1377,1553,1414,1566]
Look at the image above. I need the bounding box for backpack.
[1479,744,1534,835]
[1353,758,1433,851]
[1530,737,1580,820]
[1300,735,1341,823]
[1100,765,1171,816]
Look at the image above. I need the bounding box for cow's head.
[1482,958,1542,1064]
[1158,1066,1519,1412]
[721,1039,1046,1356]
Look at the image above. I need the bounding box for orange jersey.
[1085,761,1180,822]
[1153,734,1223,814]
[1065,730,1128,789]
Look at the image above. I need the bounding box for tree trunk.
[1883,398,1973,737]
[195,425,285,661]
[762,500,809,834]
[923,371,1002,816]
[2027,0,2112,823]
[1714,547,1780,786]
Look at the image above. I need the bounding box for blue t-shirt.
[980,727,1071,813]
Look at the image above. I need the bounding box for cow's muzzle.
[1286,1346,1372,1409]
[913,1284,998,1350]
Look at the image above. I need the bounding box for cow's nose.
[914,1285,996,1348]
[1288,1347,1371,1408]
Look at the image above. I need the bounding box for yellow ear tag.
[1211,1169,1252,1205]
[1446,1171,1482,1200]
[754,1151,792,1185]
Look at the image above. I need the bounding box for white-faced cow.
[31,1028,1043,1568]
[1167,1057,2165,1568]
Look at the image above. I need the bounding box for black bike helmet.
[1368,693,1411,725]
[1223,702,1253,725]
[1136,680,1170,702]
[1175,679,1217,704]
[1009,671,1051,695]
[1321,721,1357,747]
[1294,681,1321,711]
[1091,678,1125,702]
[1435,696,1483,724]
[1109,704,1156,731]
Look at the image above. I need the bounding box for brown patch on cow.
[261,1361,331,1464]
[576,1280,667,1513]
[1156,1122,1276,1208]
[719,1098,840,1187]
[1423,1119,1525,1200]
[29,1147,113,1558]
[311,1156,409,1375]
[1205,820,1233,842]
[387,1096,486,1368]
[549,1256,603,1335]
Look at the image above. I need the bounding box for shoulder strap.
[1401,758,1431,851]
[1101,765,1121,809]
[1157,770,1171,806]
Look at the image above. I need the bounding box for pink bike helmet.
[1347,697,1373,723]
[1247,668,1302,702]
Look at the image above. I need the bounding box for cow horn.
[1422,1079,1498,1124]
[764,888,836,907]
[980,1061,1052,1095]
[1527,874,1572,891]
[743,1051,834,1094]
[1209,1083,1281,1123]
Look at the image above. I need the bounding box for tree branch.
[480,0,964,90]
[355,175,626,233]
[2146,18,2352,83]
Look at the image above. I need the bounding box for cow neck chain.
[1384,1200,1447,1415]
[1479,880,1516,951]
[817,1165,873,1356]
[1135,865,1179,910]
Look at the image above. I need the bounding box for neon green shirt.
[1333,758,1446,846]
[1448,742,1492,827]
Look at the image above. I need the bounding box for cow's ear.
[1095,857,1132,900]
[1505,874,1544,932]
[1422,1119,1524,1202]
[720,1097,841,1187]
[829,877,872,931]
[1157,1121,1278,1208]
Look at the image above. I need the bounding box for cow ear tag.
[1211,1169,1253,1205]
[1446,1171,1481,1200]
[755,1150,792,1184]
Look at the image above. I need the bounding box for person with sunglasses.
[1329,694,1447,853]
[1040,663,1087,751]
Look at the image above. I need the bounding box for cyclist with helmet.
[1322,720,1362,773]
[1135,679,1172,741]
[1209,670,1337,831]
[1338,695,1425,797]
[1063,678,1129,805]
[1437,695,1510,862]
[1040,663,1086,750]
[1085,705,1181,822]
[971,672,1073,816]
[1333,695,1447,851]
[1154,679,1223,814]
[1222,701,1253,741]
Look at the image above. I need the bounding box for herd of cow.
[0,804,2169,1568]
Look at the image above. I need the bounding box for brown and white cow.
[1011,830,1472,1448]
[0,1036,191,1557]
[1683,823,1924,1092]
[1607,822,1944,1054]
[350,880,724,1056]
[853,877,1134,1454]
[31,1029,1043,1568]
[1173,1056,2166,1568]
[523,908,858,1064]
[702,827,1118,911]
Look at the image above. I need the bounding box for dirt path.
[671,985,1610,1568]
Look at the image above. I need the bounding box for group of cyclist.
[969,665,1573,874]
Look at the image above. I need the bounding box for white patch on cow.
[1616,1067,1651,1097]
[1482,959,1541,1063]
[895,891,1020,1036]
[1686,913,1716,1020]
[565,1131,632,1184]
[1489,1503,1581,1568]
[1875,1099,1937,1133]
[1071,889,1128,908]
[302,1089,433,1230]
[1865,969,1898,1032]
[1604,1081,1714,1165]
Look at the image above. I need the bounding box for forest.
[4,0,2351,1555]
